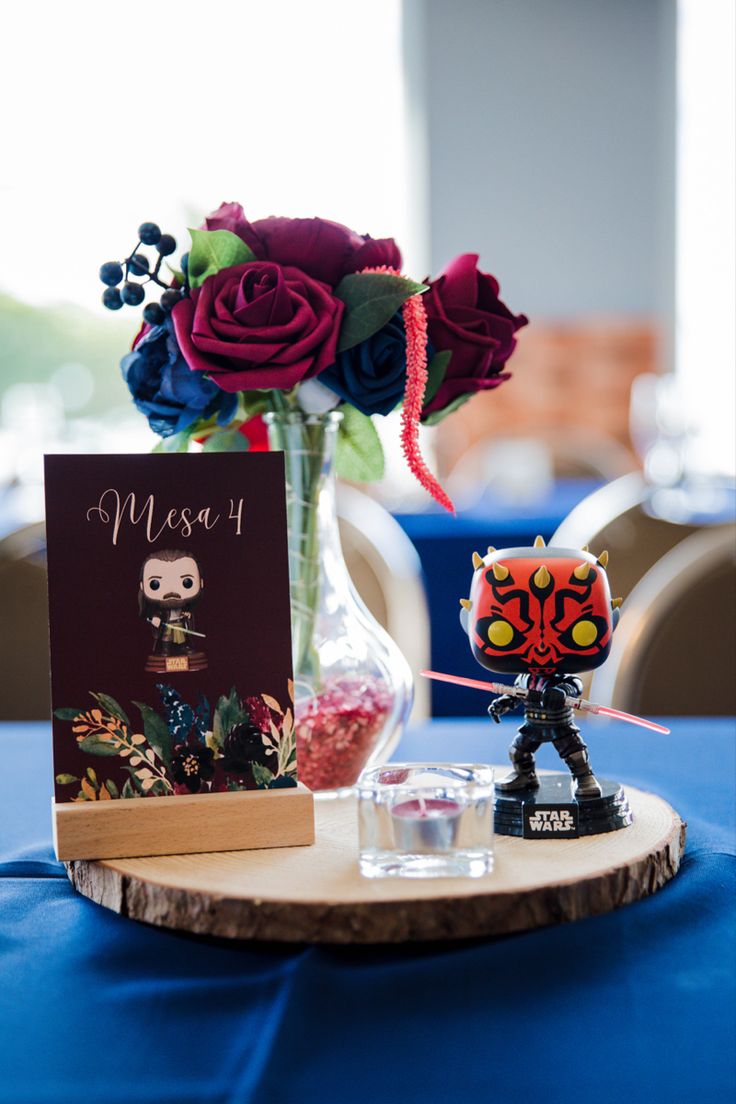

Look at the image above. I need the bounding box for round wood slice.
[66,775,685,944]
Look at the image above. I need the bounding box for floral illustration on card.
[54,680,297,801]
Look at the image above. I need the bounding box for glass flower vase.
[264,410,413,796]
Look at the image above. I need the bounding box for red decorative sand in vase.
[295,676,394,791]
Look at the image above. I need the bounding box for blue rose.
[120,319,237,438]
[318,312,409,417]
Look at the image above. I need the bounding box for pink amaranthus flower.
[363,266,455,514]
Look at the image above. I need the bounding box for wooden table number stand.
[53,785,315,862]
[43,452,319,865]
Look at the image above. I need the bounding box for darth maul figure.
[460,538,621,800]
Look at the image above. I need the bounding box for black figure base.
[145,651,208,674]
[494,775,633,839]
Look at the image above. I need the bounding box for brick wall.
[434,322,661,480]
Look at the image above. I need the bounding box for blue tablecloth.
[393,480,602,715]
[1,717,734,1104]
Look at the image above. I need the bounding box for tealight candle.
[391,796,463,851]
[358,763,495,879]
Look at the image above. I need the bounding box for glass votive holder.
[357,763,494,879]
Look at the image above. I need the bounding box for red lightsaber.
[420,669,670,734]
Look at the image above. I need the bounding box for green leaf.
[104,779,120,798]
[213,688,246,749]
[91,692,130,727]
[54,707,83,721]
[252,763,275,789]
[86,767,99,788]
[201,428,249,453]
[424,350,452,406]
[335,404,385,483]
[133,702,173,770]
[77,733,121,757]
[122,766,146,793]
[239,390,272,419]
[334,273,428,352]
[121,779,139,799]
[188,228,256,290]
[55,773,79,785]
[152,430,192,454]
[422,391,473,426]
[211,713,226,752]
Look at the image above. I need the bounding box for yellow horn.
[598,550,609,569]
[534,534,545,548]
[573,561,591,581]
[459,598,472,610]
[582,545,589,553]
[472,551,484,570]
[487,545,496,555]
[612,597,623,609]
[492,562,509,581]
[534,564,551,588]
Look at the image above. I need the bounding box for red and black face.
[466,548,615,676]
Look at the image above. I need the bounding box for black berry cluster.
[99,222,189,323]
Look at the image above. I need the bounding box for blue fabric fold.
[0,861,65,879]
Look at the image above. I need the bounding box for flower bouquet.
[103,202,527,791]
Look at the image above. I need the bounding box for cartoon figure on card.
[459,538,621,799]
[139,549,207,674]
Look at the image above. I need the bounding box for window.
[676,0,736,475]
[0,0,409,497]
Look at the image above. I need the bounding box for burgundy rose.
[204,201,263,257]
[204,202,402,287]
[422,253,528,417]
[172,262,343,392]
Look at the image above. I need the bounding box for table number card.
[45,452,314,861]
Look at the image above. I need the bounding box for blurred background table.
[1,715,733,1104]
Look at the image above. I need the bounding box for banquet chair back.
[552,473,705,699]
[0,522,50,721]
[337,485,430,720]
[590,525,736,715]
[551,473,707,603]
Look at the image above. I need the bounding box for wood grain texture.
[67,777,685,944]
[54,784,314,860]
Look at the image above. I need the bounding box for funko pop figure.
[139,549,207,673]
[460,537,621,800]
